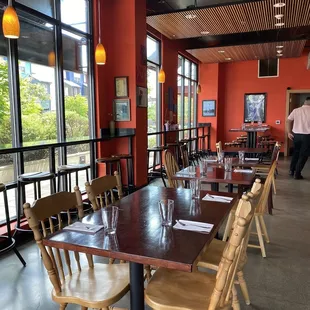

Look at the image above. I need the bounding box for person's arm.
[287,110,295,141]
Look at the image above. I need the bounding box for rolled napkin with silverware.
[234,168,253,173]
[63,221,104,234]
[202,193,233,203]
[173,219,214,234]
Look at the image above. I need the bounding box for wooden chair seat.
[53,263,129,309]
[145,267,231,310]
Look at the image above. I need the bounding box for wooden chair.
[23,188,129,310]
[248,161,277,258]
[216,141,223,157]
[164,150,184,189]
[197,191,260,306]
[145,203,254,310]
[180,143,190,168]
[222,178,262,242]
[85,171,123,211]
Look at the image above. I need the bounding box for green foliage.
[65,95,88,118]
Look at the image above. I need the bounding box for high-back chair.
[247,161,277,257]
[179,143,190,169]
[215,141,223,158]
[145,199,254,310]
[85,171,123,211]
[164,150,184,189]
[23,188,130,310]
[197,190,261,306]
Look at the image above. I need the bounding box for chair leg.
[222,211,234,241]
[231,284,240,310]
[59,304,67,310]
[259,215,270,243]
[272,176,276,195]
[237,270,250,305]
[81,307,87,310]
[255,215,266,258]
[145,264,152,282]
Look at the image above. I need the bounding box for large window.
[147,35,161,148]
[177,55,198,138]
[0,0,94,221]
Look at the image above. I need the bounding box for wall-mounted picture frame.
[136,86,148,107]
[113,99,131,121]
[244,93,266,123]
[115,76,129,98]
[202,100,216,117]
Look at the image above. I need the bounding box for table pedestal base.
[129,262,144,310]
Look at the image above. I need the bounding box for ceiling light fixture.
[159,34,165,84]
[277,50,282,53]
[218,50,225,53]
[201,31,210,35]
[197,83,201,94]
[275,14,284,19]
[185,14,197,19]
[95,0,106,65]
[275,22,285,27]
[277,54,283,57]
[2,0,20,39]
[48,51,56,67]
[274,2,286,8]
[276,45,284,48]
[225,57,232,61]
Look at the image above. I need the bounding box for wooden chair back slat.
[164,150,184,188]
[86,172,123,211]
[180,144,189,168]
[270,142,281,163]
[216,141,223,157]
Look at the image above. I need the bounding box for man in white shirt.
[287,97,310,179]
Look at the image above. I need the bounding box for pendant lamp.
[158,66,165,83]
[95,0,106,65]
[197,83,201,94]
[48,51,55,67]
[2,0,20,39]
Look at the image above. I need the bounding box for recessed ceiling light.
[218,50,225,53]
[277,50,282,53]
[275,22,285,27]
[225,57,232,61]
[22,35,29,39]
[185,14,197,19]
[172,34,176,37]
[277,54,283,57]
[201,31,210,35]
[275,14,284,19]
[276,45,284,48]
[274,2,285,8]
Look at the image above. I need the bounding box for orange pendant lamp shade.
[197,83,201,94]
[158,67,166,83]
[95,43,106,65]
[2,5,20,39]
[48,51,56,67]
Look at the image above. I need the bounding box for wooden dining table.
[173,166,255,193]
[206,157,262,169]
[43,186,237,310]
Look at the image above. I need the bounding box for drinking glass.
[224,157,233,172]
[158,199,174,226]
[188,165,196,176]
[218,151,224,163]
[159,227,174,251]
[190,179,201,199]
[199,159,208,176]
[102,206,119,234]
[238,151,245,163]
[103,233,119,250]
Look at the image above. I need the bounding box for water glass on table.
[238,150,245,163]
[188,165,196,176]
[199,159,208,176]
[158,199,174,226]
[190,179,201,199]
[224,157,233,172]
[218,151,224,163]
[102,206,119,234]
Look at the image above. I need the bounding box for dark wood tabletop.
[223,147,267,154]
[43,187,237,272]
[229,126,270,132]
[173,166,255,186]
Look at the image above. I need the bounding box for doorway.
[285,90,310,156]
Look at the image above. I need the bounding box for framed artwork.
[136,86,147,107]
[244,93,266,123]
[114,76,129,98]
[113,99,131,121]
[202,100,216,117]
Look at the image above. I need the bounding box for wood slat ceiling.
[147,0,310,39]
[187,40,306,63]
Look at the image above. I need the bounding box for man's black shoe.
[289,171,294,176]
[294,174,304,180]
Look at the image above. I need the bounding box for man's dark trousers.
[290,133,310,176]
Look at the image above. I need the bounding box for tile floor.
[0,158,310,310]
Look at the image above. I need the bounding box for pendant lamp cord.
[98,0,101,44]
[8,0,12,6]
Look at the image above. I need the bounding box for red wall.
[199,50,310,149]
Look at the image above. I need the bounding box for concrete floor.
[0,158,310,310]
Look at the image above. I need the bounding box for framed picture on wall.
[244,93,266,123]
[136,86,148,107]
[115,76,129,98]
[113,99,131,121]
[202,100,216,117]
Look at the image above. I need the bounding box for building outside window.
[0,0,94,222]
[177,55,198,139]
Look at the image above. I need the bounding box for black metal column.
[129,262,144,310]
